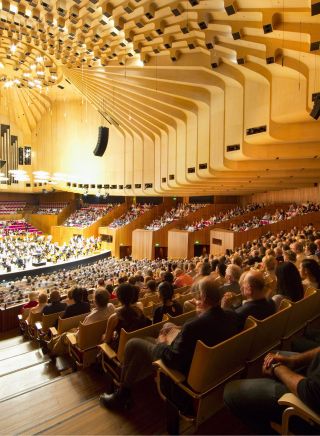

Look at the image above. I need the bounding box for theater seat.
[153,317,257,433]
[271,393,320,435]
[67,319,109,368]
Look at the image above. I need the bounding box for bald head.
[243,270,266,300]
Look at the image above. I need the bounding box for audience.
[102,283,149,350]
[184,203,264,231]
[100,278,240,413]
[145,203,206,231]
[64,204,115,227]
[272,262,304,310]
[43,289,67,315]
[173,268,193,288]
[300,258,320,291]
[229,202,320,232]
[153,282,182,323]
[109,204,152,228]
[222,270,276,327]
[61,287,90,319]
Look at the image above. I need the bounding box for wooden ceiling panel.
[0,0,320,195]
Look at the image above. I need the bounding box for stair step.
[33,379,166,435]
[0,349,49,377]
[0,361,59,401]
[1,368,105,435]
[0,340,38,361]
[0,333,25,350]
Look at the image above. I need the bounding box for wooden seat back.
[117,319,173,363]
[77,319,109,350]
[174,285,191,295]
[247,299,292,361]
[282,291,318,340]
[141,294,159,306]
[174,292,195,306]
[28,311,43,327]
[41,311,65,332]
[166,309,197,324]
[142,302,155,318]
[187,317,257,393]
[57,313,89,335]
[304,286,317,297]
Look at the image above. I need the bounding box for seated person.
[153,282,182,323]
[62,289,74,306]
[21,291,38,320]
[273,261,304,310]
[142,279,158,298]
[102,283,150,351]
[218,264,241,298]
[173,268,193,288]
[27,292,48,322]
[61,287,90,319]
[300,258,320,291]
[48,289,113,356]
[43,289,67,315]
[224,347,320,434]
[222,270,276,327]
[82,289,115,325]
[100,277,240,410]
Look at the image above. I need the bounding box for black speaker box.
[93,126,109,156]
[310,97,320,120]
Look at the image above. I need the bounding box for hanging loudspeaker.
[93,126,109,156]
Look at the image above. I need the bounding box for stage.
[0,250,111,282]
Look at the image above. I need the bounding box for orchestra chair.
[66,319,109,368]
[153,317,257,434]
[49,313,89,338]
[271,393,320,435]
[98,310,196,388]
[34,311,65,341]
[245,299,292,376]
[281,290,319,350]
[24,312,44,340]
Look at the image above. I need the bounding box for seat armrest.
[278,393,320,425]
[98,343,117,360]
[35,322,43,331]
[153,359,186,384]
[49,327,58,337]
[66,332,77,345]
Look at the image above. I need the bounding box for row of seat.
[152,288,320,432]
[18,286,320,434]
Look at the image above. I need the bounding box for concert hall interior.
[0,0,320,435]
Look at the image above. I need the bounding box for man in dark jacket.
[42,289,67,315]
[61,287,90,318]
[222,270,276,328]
[100,277,240,409]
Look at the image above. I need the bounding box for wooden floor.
[0,330,252,435]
